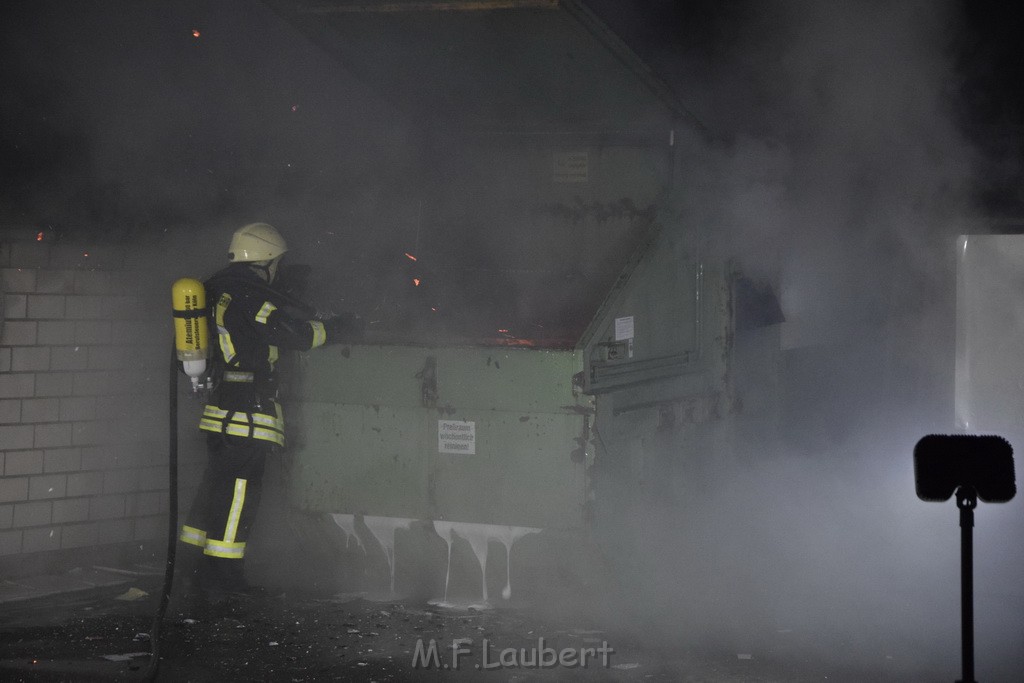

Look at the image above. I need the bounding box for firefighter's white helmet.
[228,223,288,262]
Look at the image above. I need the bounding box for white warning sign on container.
[614,315,634,341]
[438,420,476,455]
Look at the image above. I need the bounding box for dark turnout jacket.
[197,263,327,447]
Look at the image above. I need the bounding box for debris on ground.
[0,577,954,682]
[113,587,149,601]
[101,652,149,662]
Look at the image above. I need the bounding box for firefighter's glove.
[323,313,365,345]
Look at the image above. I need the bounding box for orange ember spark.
[36,231,44,241]
[498,329,509,333]
[192,29,201,38]
[413,278,421,286]
[487,337,536,347]
[404,252,417,261]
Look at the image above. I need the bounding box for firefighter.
[179,222,357,599]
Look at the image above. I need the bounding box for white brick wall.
[0,230,205,563]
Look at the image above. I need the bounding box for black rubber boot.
[196,556,252,600]
[173,545,205,595]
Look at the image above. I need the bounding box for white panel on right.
[955,234,1024,436]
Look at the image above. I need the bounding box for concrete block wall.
[0,230,202,574]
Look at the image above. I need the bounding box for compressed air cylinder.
[171,277,209,389]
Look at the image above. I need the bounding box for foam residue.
[437,521,541,605]
[361,515,414,594]
[333,515,541,605]
[330,513,363,550]
[433,520,457,604]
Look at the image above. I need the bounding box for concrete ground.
[0,562,963,682]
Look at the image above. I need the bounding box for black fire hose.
[140,344,180,681]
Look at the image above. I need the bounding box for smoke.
[681,1,979,323]
[590,1,1024,680]
[0,0,412,240]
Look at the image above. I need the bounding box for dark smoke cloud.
[0,1,405,238]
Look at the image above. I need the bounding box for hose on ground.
[141,343,179,681]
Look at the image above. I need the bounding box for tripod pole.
[956,486,977,683]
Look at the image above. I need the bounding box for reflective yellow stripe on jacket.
[223,371,254,382]
[199,402,285,446]
[255,301,277,324]
[215,292,237,364]
[310,320,326,348]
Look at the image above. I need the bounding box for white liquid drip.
[330,513,363,550]
[362,515,413,594]
[454,526,490,604]
[491,525,539,601]
[439,521,541,605]
[330,514,540,604]
[433,521,457,604]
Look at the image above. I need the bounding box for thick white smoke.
[597,1,1022,680]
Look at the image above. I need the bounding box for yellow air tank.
[172,277,210,391]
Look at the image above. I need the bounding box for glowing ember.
[431,307,438,312]
[291,104,298,112]
[498,329,509,333]
[192,29,200,38]
[82,252,89,257]
[404,252,417,261]
[413,278,421,286]
[36,231,43,241]
[487,337,536,347]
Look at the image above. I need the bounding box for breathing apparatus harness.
[179,268,319,393]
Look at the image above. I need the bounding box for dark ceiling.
[264,0,694,132]
[2,1,1021,232]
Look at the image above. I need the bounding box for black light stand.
[955,485,977,683]
[913,434,1016,683]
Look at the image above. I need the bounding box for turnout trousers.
[179,432,269,590]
